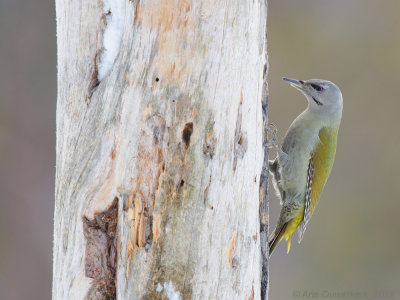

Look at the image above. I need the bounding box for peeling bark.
[224,231,238,268]
[83,198,118,299]
[233,94,248,172]
[53,0,269,299]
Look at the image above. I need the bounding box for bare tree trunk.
[53,0,269,299]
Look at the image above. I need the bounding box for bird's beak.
[282,77,304,90]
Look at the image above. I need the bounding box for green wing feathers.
[309,126,338,217]
[299,126,338,242]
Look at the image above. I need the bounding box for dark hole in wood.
[238,134,243,145]
[182,122,193,148]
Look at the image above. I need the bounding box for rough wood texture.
[53,0,269,299]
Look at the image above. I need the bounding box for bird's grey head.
[283,77,343,122]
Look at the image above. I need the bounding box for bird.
[268,77,343,256]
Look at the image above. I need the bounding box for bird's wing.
[298,126,339,241]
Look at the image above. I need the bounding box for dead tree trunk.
[53,0,269,299]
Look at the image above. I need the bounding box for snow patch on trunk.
[156,281,182,300]
[98,0,125,81]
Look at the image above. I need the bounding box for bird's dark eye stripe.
[312,96,323,106]
[311,84,323,91]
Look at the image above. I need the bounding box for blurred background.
[0,0,399,299]
[0,1,56,300]
[268,1,400,300]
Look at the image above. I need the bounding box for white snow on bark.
[156,283,163,293]
[98,0,125,81]
[163,281,182,300]
[155,281,182,300]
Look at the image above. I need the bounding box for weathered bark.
[53,0,269,299]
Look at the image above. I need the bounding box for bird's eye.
[311,84,323,91]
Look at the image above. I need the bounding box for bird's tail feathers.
[268,222,287,257]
